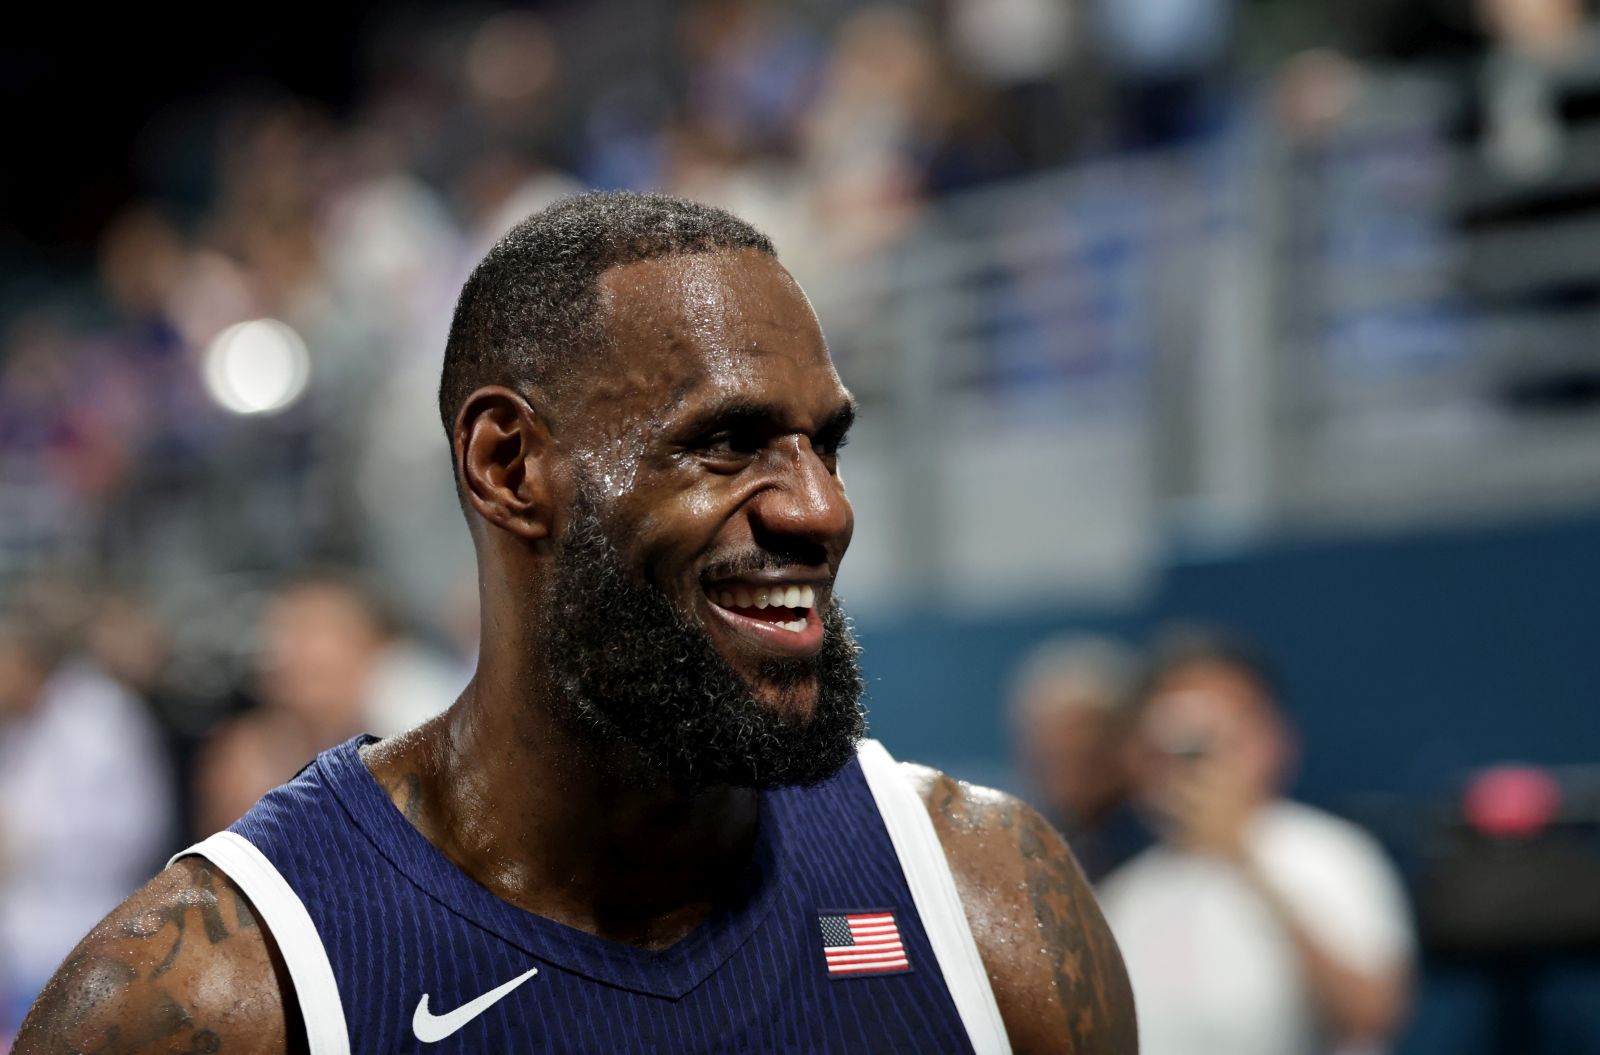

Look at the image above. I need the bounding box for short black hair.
[1137,623,1285,711]
[438,191,777,442]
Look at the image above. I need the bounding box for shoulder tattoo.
[1017,808,1135,1052]
[921,769,1136,1053]
[15,860,288,1055]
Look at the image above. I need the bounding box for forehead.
[267,585,375,632]
[577,249,842,428]
[1146,661,1271,723]
[1156,661,1263,697]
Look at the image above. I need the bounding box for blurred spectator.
[1475,0,1600,180]
[1009,635,1151,883]
[83,590,233,842]
[800,6,942,261]
[1100,626,1415,1055]
[678,0,821,156]
[1090,0,1238,148]
[191,573,464,835]
[0,595,173,1033]
[450,12,583,263]
[946,0,1105,165]
[1271,48,1368,145]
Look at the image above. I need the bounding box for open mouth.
[705,584,816,633]
[702,578,826,655]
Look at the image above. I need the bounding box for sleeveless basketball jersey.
[174,737,1012,1054]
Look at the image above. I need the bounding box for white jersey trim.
[171,832,351,1055]
[856,739,1014,1055]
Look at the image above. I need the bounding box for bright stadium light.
[202,319,311,415]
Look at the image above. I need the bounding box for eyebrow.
[681,393,858,440]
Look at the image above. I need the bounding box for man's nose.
[748,440,853,550]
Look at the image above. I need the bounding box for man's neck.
[363,670,762,951]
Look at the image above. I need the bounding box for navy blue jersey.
[179,737,1011,1053]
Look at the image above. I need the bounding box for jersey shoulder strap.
[170,831,351,1055]
[855,739,1014,1055]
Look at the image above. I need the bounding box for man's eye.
[702,430,763,457]
[814,434,850,457]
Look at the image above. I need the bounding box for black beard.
[542,489,866,791]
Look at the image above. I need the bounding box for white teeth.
[710,584,818,615]
[777,617,807,633]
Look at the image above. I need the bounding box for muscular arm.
[909,765,1137,1055]
[13,858,302,1055]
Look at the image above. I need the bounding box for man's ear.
[454,385,557,541]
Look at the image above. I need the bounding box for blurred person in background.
[83,590,216,849]
[1474,0,1600,179]
[193,573,461,834]
[449,11,584,263]
[1090,0,1238,149]
[1009,635,1151,883]
[800,5,943,261]
[0,592,173,1038]
[945,0,1105,166]
[1099,626,1414,1055]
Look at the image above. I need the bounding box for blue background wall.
[858,509,1600,807]
[856,508,1600,1055]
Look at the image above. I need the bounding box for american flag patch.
[818,910,910,976]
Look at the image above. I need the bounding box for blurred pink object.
[1463,765,1562,838]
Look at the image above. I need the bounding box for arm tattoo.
[122,866,233,979]
[914,765,1135,1052]
[1018,810,1136,1053]
[15,863,271,1054]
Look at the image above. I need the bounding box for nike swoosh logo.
[412,966,540,1043]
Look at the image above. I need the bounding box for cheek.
[618,486,732,588]
[676,482,726,524]
[571,444,646,504]
[1128,744,1169,793]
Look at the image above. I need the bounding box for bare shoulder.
[14,856,302,1055]
[901,762,1137,1055]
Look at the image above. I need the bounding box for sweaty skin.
[14,770,1134,1055]
[16,858,303,1055]
[14,249,1135,1054]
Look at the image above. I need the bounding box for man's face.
[1133,661,1286,807]
[540,248,864,787]
[1017,688,1130,827]
[259,584,384,726]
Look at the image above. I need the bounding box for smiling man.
[16,193,1135,1054]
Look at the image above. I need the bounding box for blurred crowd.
[0,0,1260,600]
[0,571,473,1036]
[1011,626,1417,1055]
[7,0,1599,601]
